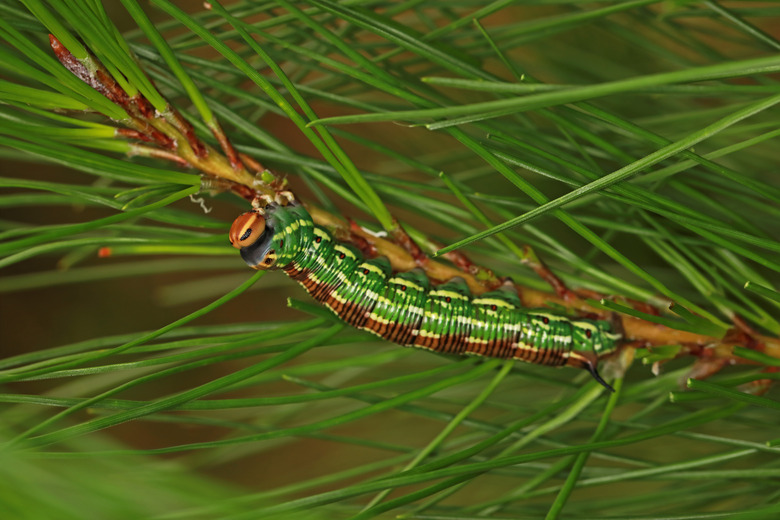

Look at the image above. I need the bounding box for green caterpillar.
[230,202,620,390]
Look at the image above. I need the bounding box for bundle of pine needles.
[1,1,779,519]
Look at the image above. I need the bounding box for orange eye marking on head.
[229,211,266,249]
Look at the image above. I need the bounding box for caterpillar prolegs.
[230,202,621,391]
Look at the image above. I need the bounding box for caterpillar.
[230,202,620,391]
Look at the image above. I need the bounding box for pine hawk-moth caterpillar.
[230,202,620,391]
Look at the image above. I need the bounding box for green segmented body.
[231,203,620,390]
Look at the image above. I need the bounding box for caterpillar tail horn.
[588,365,615,393]
[568,352,615,393]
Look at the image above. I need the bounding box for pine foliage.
[1,1,780,519]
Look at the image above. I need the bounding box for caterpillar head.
[571,320,621,357]
[230,210,278,269]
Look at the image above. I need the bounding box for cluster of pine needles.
[1,1,780,519]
